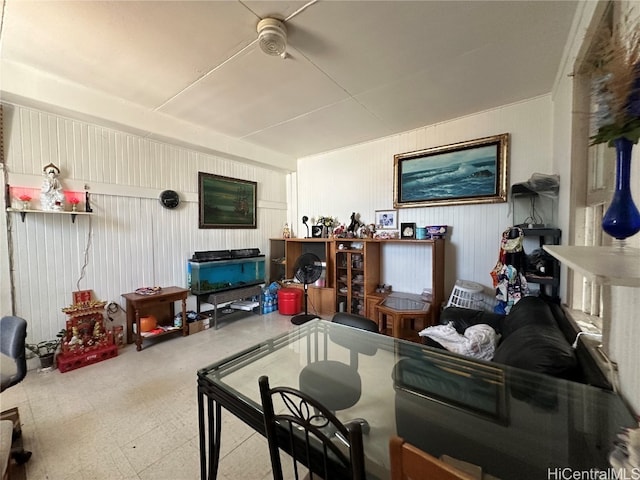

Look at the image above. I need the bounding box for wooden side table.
[122,286,188,351]
[376,295,431,341]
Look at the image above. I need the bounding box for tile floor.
[0,310,301,480]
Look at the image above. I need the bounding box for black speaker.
[311,225,324,238]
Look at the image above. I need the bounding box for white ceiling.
[0,0,578,164]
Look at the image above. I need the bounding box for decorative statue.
[40,163,65,211]
[347,212,364,235]
[282,223,291,239]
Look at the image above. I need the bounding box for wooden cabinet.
[283,238,445,320]
[335,240,380,316]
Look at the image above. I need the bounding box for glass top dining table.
[197,319,635,480]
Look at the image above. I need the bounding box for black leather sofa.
[427,295,610,389]
[391,296,624,479]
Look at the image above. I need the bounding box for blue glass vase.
[601,137,640,241]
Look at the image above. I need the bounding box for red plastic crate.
[57,344,118,373]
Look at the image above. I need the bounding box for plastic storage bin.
[277,288,302,315]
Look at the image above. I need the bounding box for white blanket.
[419,323,499,361]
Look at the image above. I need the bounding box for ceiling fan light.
[257,18,287,57]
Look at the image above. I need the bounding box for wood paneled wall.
[295,95,553,299]
[3,104,288,343]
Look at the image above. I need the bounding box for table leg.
[198,391,222,480]
[125,301,134,344]
[135,308,142,351]
[377,310,386,334]
[181,297,187,336]
[209,399,222,479]
[198,390,207,480]
[199,390,223,480]
[213,297,219,330]
[391,313,399,339]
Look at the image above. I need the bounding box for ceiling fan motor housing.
[257,18,287,56]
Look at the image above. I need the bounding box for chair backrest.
[259,375,366,480]
[0,315,28,392]
[331,312,378,332]
[330,313,378,363]
[389,436,475,480]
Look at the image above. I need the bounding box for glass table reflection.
[197,319,635,480]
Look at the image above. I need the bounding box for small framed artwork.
[375,209,398,230]
[401,222,416,239]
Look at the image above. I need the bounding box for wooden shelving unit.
[284,238,445,320]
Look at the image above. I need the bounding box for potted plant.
[27,329,66,369]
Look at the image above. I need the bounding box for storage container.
[277,288,302,315]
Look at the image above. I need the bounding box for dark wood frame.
[400,222,416,239]
[198,172,257,229]
[394,133,509,208]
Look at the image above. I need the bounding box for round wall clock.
[159,190,180,209]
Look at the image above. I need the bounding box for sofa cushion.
[500,296,557,338]
[492,323,577,378]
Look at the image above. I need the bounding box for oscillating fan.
[291,253,323,325]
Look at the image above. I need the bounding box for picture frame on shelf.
[198,172,257,229]
[393,133,509,208]
[375,209,398,230]
[401,222,416,239]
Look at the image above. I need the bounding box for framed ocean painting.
[198,172,257,229]
[393,134,509,208]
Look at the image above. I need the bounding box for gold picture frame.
[394,133,509,208]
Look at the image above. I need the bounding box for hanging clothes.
[490,227,529,314]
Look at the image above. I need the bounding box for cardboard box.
[189,320,204,335]
[188,316,210,335]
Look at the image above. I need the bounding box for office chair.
[0,315,33,466]
[0,316,28,393]
[389,436,474,480]
[259,375,366,480]
[298,313,378,438]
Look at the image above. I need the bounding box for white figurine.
[40,163,65,211]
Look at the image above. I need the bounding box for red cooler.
[277,288,302,315]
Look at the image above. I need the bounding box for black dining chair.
[298,313,379,438]
[258,375,366,480]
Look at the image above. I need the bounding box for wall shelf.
[543,245,640,287]
[6,207,92,223]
